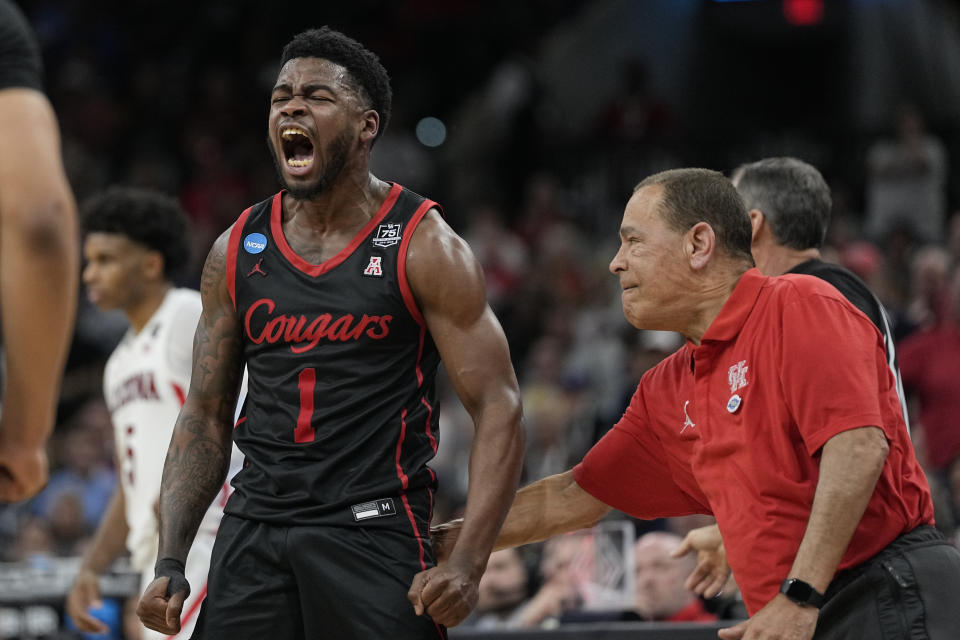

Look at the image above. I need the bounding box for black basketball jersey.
[225,183,442,527]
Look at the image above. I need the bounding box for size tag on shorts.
[351,498,397,521]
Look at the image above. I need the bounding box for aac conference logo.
[244,233,268,254]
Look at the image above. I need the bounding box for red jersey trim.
[217,481,231,508]
[171,382,186,407]
[397,199,439,329]
[422,396,437,453]
[395,408,411,491]
[226,206,254,311]
[394,409,428,582]
[413,327,426,387]
[269,184,402,277]
[397,486,444,640]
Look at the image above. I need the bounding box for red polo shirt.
[574,268,933,615]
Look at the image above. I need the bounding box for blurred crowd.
[4,0,960,635]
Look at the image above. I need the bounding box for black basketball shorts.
[190,513,448,640]
[816,525,960,639]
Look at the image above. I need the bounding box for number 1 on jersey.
[295,368,316,443]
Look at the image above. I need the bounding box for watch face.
[780,578,824,607]
[786,579,813,601]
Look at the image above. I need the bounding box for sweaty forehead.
[275,57,354,92]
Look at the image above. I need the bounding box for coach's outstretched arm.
[403,211,526,627]
[0,88,78,502]
[137,229,242,635]
[431,469,612,563]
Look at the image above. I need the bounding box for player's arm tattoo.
[157,230,243,562]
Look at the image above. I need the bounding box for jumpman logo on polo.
[247,258,267,278]
[681,400,696,433]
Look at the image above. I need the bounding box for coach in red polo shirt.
[419,168,960,639]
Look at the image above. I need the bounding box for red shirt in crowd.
[574,269,933,615]
[897,323,960,471]
[666,599,717,623]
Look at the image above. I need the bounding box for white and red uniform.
[104,287,243,639]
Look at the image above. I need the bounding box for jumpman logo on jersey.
[247,258,268,278]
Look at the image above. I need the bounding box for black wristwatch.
[779,578,825,608]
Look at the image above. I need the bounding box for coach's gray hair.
[731,157,832,250]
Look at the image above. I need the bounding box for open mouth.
[280,127,315,172]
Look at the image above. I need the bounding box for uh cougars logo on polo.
[245,298,392,353]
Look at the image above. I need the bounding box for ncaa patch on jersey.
[243,233,268,254]
[351,498,397,521]
[372,223,402,248]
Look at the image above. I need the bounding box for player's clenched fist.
[137,575,188,635]
[407,560,479,628]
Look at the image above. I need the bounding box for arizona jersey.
[225,183,441,526]
[103,288,238,571]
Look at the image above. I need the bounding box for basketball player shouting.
[137,27,525,639]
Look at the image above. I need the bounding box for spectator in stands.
[632,532,718,622]
[902,245,952,337]
[899,262,960,500]
[47,490,88,557]
[948,460,960,543]
[463,548,532,629]
[557,530,728,625]
[463,204,530,310]
[510,534,587,628]
[29,402,115,532]
[865,104,947,244]
[10,516,54,564]
[946,212,960,262]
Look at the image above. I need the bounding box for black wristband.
[154,557,191,599]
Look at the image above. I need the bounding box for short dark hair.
[731,157,832,250]
[80,186,190,279]
[635,168,754,263]
[281,27,392,142]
